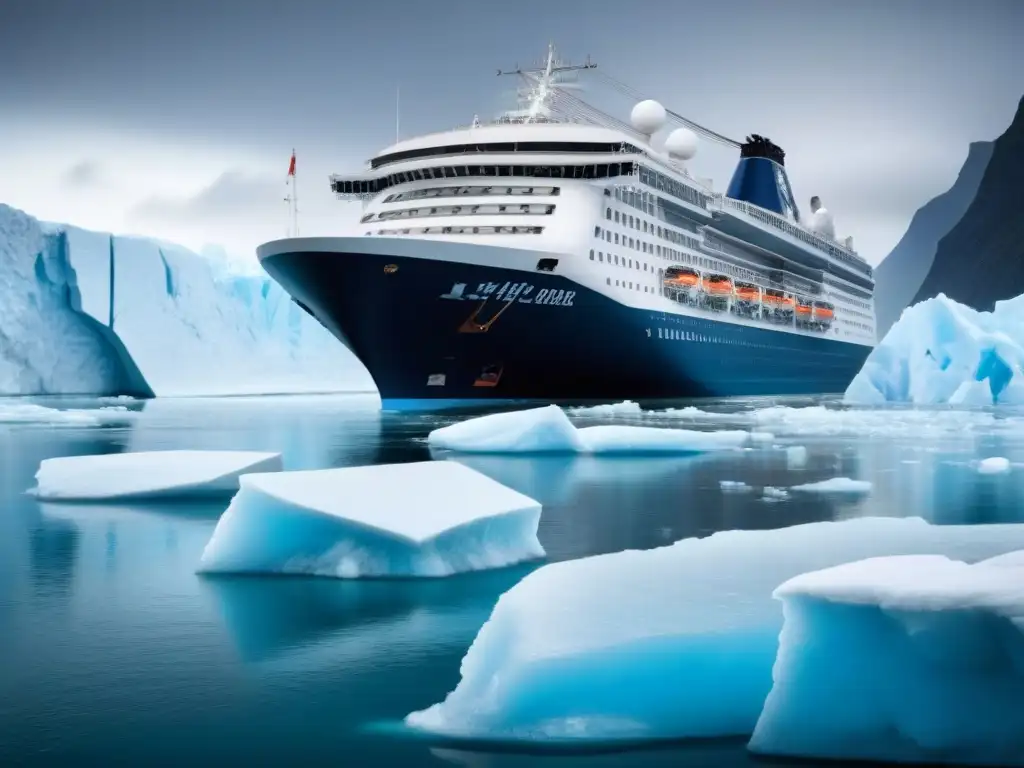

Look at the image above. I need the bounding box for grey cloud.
[128,171,287,225]
[63,160,102,188]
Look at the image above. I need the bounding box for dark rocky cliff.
[911,96,1024,312]
[873,141,993,337]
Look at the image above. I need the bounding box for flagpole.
[292,148,299,237]
[396,85,400,144]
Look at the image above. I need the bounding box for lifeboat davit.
[763,289,795,309]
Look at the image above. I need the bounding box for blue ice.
[749,553,1024,766]
[198,461,545,578]
[406,517,1024,744]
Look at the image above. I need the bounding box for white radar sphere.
[630,100,667,135]
[665,127,698,160]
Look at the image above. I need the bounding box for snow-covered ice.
[29,450,282,501]
[845,293,1024,406]
[977,456,1011,475]
[198,461,545,578]
[790,477,872,495]
[0,203,370,396]
[720,480,751,492]
[749,553,1024,766]
[428,405,753,455]
[404,517,1024,744]
[762,487,789,502]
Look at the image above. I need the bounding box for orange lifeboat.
[763,289,795,309]
[704,274,734,296]
[813,301,835,321]
[663,266,701,288]
[735,282,761,302]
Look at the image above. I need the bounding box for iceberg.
[749,553,1024,766]
[428,405,753,455]
[978,456,1011,475]
[0,203,371,396]
[198,461,544,578]
[30,450,282,501]
[845,293,1024,405]
[405,517,1024,745]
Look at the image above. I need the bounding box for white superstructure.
[327,45,876,346]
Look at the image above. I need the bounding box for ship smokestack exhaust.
[725,135,801,222]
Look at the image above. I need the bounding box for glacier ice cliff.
[0,203,371,396]
[844,292,1024,405]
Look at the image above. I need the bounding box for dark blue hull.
[260,249,872,406]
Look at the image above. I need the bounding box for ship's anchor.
[458,299,516,333]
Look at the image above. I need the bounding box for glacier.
[197,461,545,578]
[428,405,755,455]
[30,450,282,501]
[0,203,371,396]
[405,517,1024,745]
[845,292,1024,406]
[749,553,1024,766]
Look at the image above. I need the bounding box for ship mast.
[497,42,597,123]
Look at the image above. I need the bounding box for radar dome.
[630,100,667,135]
[665,127,698,160]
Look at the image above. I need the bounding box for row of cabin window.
[383,185,561,203]
[593,225,762,286]
[606,277,656,294]
[372,226,544,236]
[603,207,702,251]
[362,203,555,223]
[589,249,653,274]
[733,202,872,277]
[823,280,873,309]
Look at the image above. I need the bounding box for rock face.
[873,141,993,338]
[911,96,1024,313]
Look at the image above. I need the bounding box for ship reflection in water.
[2,394,1024,766]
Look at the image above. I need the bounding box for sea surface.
[2,393,1024,767]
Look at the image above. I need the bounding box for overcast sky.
[1,0,1022,266]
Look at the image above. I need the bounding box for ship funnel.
[725,135,801,222]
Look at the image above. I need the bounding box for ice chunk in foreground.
[749,553,1024,766]
[405,517,1024,744]
[844,293,1024,405]
[428,405,751,455]
[790,477,871,494]
[198,461,544,578]
[30,450,282,501]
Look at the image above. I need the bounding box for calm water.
[2,394,1024,767]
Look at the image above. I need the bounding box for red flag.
[287,151,296,177]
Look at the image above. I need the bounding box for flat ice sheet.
[428,405,752,455]
[198,460,545,578]
[750,553,1024,766]
[405,517,1024,745]
[30,450,282,501]
[790,477,872,494]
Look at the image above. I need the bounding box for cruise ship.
[258,46,877,408]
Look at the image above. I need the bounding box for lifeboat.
[735,282,761,302]
[795,297,814,326]
[813,300,835,328]
[663,266,701,288]
[704,274,734,296]
[762,289,795,322]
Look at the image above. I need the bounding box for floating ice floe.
[197,460,544,578]
[427,405,754,455]
[570,400,1024,439]
[977,456,1011,475]
[749,552,1024,766]
[784,445,808,468]
[789,477,872,495]
[762,487,789,502]
[30,450,283,501]
[844,293,1024,406]
[720,480,751,492]
[405,517,1024,744]
[0,402,135,427]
